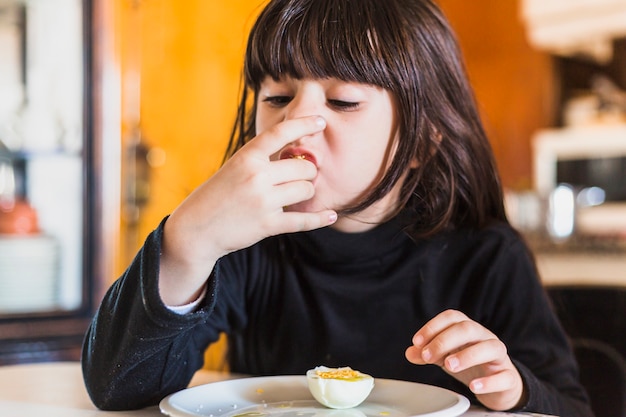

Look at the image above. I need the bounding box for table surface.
[0,362,554,417]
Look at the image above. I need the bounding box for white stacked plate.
[0,234,61,313]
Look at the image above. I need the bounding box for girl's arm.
[82,220,220,410]
[406,229,593,417]
[83,115,335,410]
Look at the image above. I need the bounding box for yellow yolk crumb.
[315,368,361,380]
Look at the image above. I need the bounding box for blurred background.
[0,0,625,370]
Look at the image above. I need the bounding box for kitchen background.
[0,0,624,366]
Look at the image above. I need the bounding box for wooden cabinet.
[0,0,118,365]
[522,0,626,61]
[438,0,555,190]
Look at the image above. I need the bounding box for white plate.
[160,376,470,417]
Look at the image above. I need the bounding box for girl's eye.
[328,99,359,111]
[262,96,359,111]
[263,96,292,107]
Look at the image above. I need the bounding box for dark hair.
[226,0,508,238]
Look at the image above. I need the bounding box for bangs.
[244,0,401,89]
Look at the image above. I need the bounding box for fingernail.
[470,380,484,393]
[315,116,326,128]
[422,348,431,362]
[328,212,337,223]
[413,334,424,346]
[446,356,460,372]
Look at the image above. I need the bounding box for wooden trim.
[0,317,91,341]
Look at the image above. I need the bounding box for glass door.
[0,0,84,315]
[0,0,117,364]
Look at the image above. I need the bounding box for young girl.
[82,0,593,415]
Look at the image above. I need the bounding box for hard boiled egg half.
[306,366,374,409]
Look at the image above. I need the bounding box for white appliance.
[521,0,626,62]
[532,124,626,237]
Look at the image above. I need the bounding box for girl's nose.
[284,89,324,121]
[285,100,325,147]
[287,98,325,144]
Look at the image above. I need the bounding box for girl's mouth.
[279,148,317,166]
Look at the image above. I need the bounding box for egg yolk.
[315,368,362,381]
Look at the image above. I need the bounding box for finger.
[421,319,493,365]
[413,309,469,346]
[470,370,525,411]
[444,338,507,374]
[273,180,316,208]
[248,116,326,157]
[274,210,338,233]
[470,369,518,395]
[413,310,469,362]
[270,158,318,185]
[405,345,427,365]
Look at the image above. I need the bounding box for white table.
[0,362,553,417]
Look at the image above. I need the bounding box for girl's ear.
[411,130,442,169]
[428,129,444,160]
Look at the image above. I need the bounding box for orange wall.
[116,0,267,266]
[438,0,555,190]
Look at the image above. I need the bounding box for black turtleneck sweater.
[82,216,593,416]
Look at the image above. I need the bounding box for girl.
[82,0,593,415]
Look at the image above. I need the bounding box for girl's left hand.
[405,309,526,411]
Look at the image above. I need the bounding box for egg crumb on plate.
[306,366,374,409]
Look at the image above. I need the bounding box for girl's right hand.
[158,115,337,306]
[405,310,526,411]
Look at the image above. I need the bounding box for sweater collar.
[288,212,414,265]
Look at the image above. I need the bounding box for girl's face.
[256,76,404,232]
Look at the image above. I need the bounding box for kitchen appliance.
[0,139,16,207]
[533,124,626,238]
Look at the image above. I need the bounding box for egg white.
[306,366,374,409]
